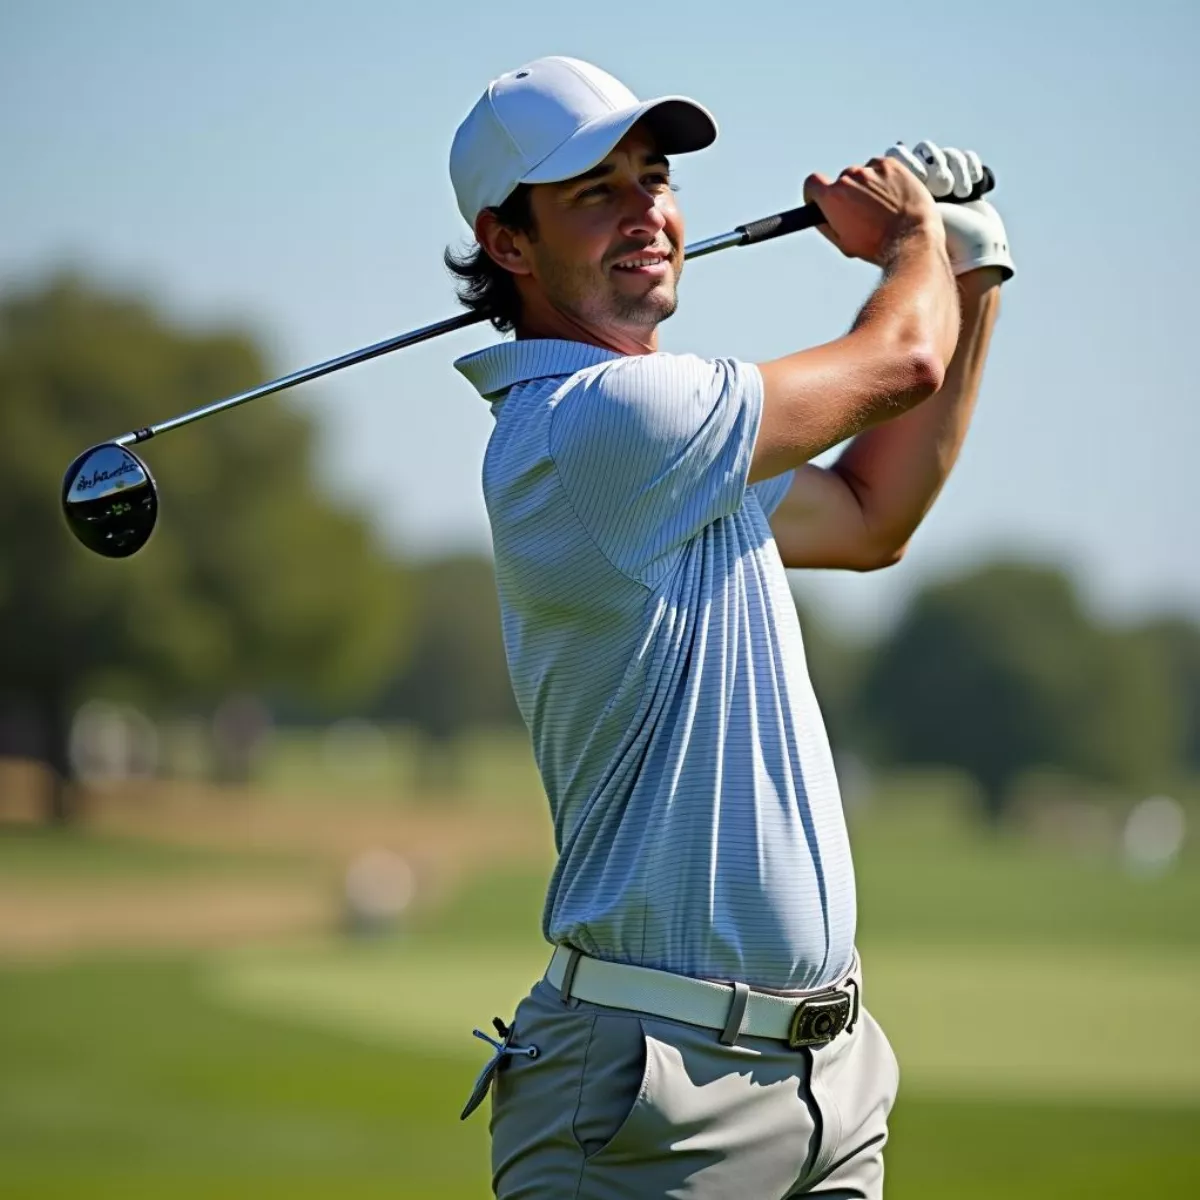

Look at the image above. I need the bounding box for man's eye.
[645,173,673,190]
[578,184,611,200]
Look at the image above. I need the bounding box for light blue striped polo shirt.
[456,338,856,991]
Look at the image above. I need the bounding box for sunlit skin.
[474,123,684,356]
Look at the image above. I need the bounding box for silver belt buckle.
[787,991,852,1048]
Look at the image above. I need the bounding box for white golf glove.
[886,140,1015,280]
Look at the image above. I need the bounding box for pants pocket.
[574,1014,654,1161]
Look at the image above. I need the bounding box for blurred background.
[2,1,1198,1196]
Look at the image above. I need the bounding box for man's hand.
[885,140,1016,280]
[802,156,944,267]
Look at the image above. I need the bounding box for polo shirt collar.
[454,338,622,401]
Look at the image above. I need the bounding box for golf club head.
[61,443,158,558]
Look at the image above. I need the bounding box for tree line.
[2,275,1196,823]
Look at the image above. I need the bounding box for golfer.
[448,56,1012,1199]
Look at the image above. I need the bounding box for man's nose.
[618,185,667,238]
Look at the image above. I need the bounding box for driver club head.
[61,443,158,558]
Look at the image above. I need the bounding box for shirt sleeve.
[549,352,763,583]
[751,469,796,519]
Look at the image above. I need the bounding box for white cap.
[449,56,717,228]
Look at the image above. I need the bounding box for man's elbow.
[904,346,946,403]
[851,536,910,573]
[779,533,909,572]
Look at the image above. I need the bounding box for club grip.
[736,165,996,248]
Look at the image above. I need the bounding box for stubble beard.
[539,247,682,336]
[611,276,679,326]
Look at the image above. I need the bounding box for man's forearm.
[827,268,1004,556]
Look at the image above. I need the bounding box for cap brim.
[519,96,717,187]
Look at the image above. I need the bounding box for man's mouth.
[610,247,674,276]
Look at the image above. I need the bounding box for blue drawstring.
[472,1027,539,1059]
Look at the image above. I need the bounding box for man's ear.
[475,210,534,277]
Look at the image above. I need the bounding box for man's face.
[518,125,685,339]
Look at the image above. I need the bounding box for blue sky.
[3,0,1197,634]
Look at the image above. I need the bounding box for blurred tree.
[0,273,412,821]
[856,561,1179,822]
[373,554,520,786]
[1136,615,1200,774]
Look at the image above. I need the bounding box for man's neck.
[514,300,657,357]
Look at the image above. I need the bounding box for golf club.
[61,168,995,558]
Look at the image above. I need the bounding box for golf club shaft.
[112,169,995,448]
[116,310,485,446]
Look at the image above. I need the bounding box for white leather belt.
[544,945,860,1048]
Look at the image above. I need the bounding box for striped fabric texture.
[456,339,855,991]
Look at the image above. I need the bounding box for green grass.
[0,956,479,1198]
[205,934,1200,1104]
[2,784,1199,1197]
[1,954,1197,1198]
[852,808,1200,950]
[885,1097,1200,1198]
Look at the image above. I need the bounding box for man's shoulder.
[555,350,746,405]
[548,352,761,441]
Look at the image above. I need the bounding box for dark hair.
[444,185,536,334]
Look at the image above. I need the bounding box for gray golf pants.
[486,971,900,1199]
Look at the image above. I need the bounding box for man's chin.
[613,282,678,326]
[650,293,678,323]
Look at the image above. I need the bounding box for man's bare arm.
[750,157,961,485]
[768,267,1004,571]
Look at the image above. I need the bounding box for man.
[448,56,1012,1199]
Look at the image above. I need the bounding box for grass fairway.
[2,954,1199,1199]
[206,938,1200,1105]
[0,957,477,1199]
[2,796,1198,1197]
